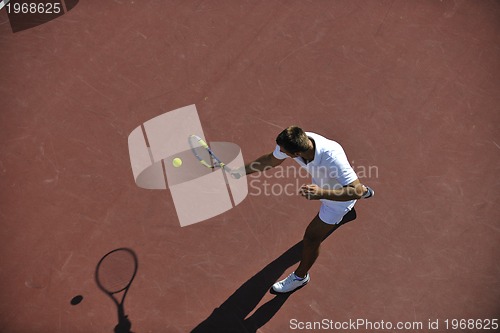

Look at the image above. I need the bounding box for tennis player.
[243,126,374,293]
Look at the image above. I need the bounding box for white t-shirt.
[273,132,358,210]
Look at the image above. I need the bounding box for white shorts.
[319,203,353,225]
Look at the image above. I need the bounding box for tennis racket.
[95,248,138,333]
[188,134,241,179]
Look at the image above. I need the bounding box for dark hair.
[276,126,309,153]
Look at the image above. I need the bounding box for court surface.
[1,1,499,332]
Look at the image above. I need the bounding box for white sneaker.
[272,272,310,293]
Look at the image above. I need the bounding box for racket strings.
[97,251,137,293]
[189,135,214,168]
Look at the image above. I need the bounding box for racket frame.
[189,135,229,171]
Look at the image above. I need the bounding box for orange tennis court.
[1,1,499,332]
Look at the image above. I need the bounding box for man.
[243,126,374,293]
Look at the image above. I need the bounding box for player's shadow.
[191,208,357,333]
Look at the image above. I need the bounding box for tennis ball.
[172,157,182,168]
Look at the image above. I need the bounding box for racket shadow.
[95,248,139,333]
[191,209,356,333]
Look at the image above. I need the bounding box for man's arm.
[244,152,284,175]
[299,179,368,201]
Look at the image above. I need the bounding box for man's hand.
[299,184,324,200]
[300,181,369,201]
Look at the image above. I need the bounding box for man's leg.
[294,214,340,278]
[272,213,343,293]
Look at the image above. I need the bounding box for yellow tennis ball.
[172,157,182,168]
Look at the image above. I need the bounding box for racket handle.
[229,165,247,179]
